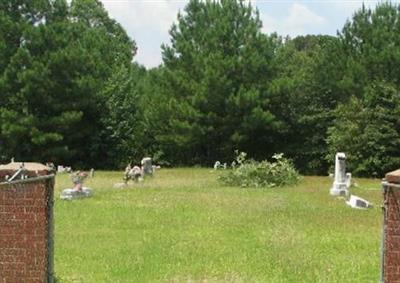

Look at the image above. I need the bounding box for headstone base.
[60,187,93,200]
[330,183,348,196]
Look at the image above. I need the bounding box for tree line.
[1,0,400,176]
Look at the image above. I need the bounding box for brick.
[383,182,400,282]
[0,175,53,283]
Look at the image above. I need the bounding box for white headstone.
[141,157,153,176]
[330,152,350,196]
[345,173,352,189]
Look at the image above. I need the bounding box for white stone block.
[60,187,93,200]
[346,195,373,209]
[141,157,153,175]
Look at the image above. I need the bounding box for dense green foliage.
[326,3,400,176]
[100,63,146,167]
[1,0,400,176]
[0,0,135,167]
[158,0,280,165]
[219,152,300,188]
[327,82,400,177]
[269,35,345,174]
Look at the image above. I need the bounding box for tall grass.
[54,169,382,282]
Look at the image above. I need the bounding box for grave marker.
[330,152,351,196]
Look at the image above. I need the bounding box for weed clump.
[219,152,300,188]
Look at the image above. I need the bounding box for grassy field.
[54,169,383,283]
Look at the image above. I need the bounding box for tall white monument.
[330,152,351,196]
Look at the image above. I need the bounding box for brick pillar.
[0,163,54,283]
[382,169,400,283]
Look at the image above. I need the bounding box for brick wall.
[383,169,400,283]
[0,176,54,283]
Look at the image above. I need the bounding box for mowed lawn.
[54,169,382,283]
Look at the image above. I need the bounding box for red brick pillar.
[0,163,54,283]
[382,169,400,283]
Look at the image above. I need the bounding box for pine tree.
[160,0,280,164]
[0,0,136,166]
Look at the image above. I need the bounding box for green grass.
[54,169,383,282]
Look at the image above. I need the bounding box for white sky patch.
[100,0,185,68]
[330,0,380,12]
[98,0,383,68]
[101,0,181,33]
[261,3,325,37]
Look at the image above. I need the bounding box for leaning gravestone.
[345,195,373,209]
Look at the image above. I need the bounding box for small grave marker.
[60,171,93,200]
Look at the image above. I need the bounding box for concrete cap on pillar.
[385,169,400,184]
[0,162,52,182]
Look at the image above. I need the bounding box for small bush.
[219,152,301,188]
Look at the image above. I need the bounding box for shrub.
[219,152,301,188]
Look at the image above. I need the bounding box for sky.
[99,0,385,68]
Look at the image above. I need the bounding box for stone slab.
[60,187,93,200]
[345,194,373,209]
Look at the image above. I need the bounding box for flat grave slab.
[60,187,93,200]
